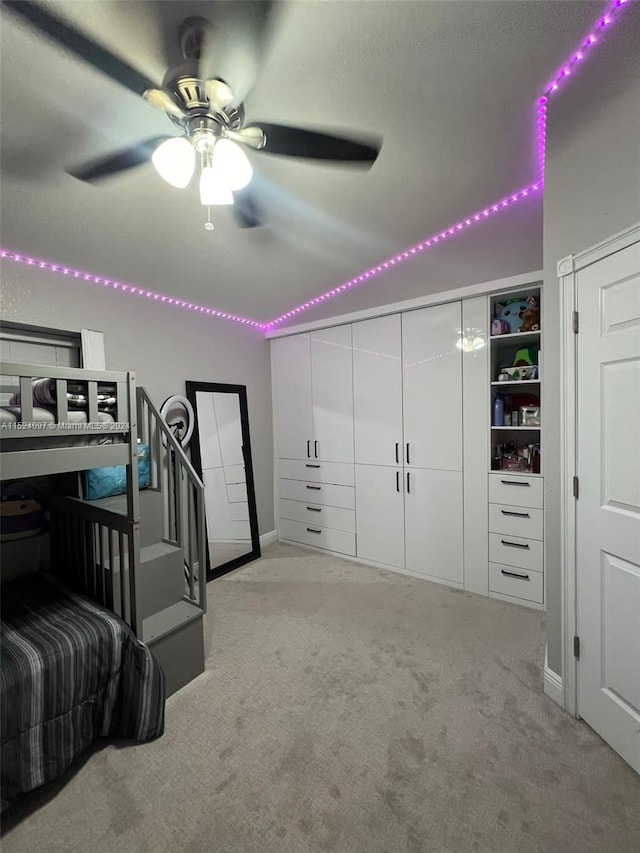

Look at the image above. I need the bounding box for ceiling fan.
[3,1,383,228]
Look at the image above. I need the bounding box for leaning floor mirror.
[186,382,260,581]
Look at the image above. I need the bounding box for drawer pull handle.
[306,527,322,534]
[501,539,530,549]
[395,442,399,464]
[305,464,321,468]
[500,479,530,486]
[501,510,530,518]
[306,485,321,490]
[501,569,530,581]
[396,471,400,493]
[306,506,322,512]
[307,440,311,458]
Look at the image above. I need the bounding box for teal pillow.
[83,444,150,500]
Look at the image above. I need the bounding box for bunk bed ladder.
[136,387,206,612]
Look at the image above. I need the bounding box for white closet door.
[576,240,640,773]
[404,469,463,584]
[353,314,403,466]
[355,464,405,568]
[402,302,462,471]
[272,334,313,460]
[311,324,354,463]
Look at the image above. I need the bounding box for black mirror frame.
[185,381,261,581]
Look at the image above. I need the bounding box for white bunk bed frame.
[0,361,143,636]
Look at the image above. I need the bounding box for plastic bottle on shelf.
[493,394,504,427]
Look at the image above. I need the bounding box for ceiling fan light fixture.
[199,167,234,206]
[151,137,195,188]
[212,138,253,191]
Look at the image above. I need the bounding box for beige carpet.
[2,543,639,853]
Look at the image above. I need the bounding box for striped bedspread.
[1,573,165,810]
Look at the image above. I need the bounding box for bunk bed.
[0,362,165,811]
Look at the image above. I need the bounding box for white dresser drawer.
[279,479,355,509]
[278,459,354,486]
[489,504,543,540]
[279,499,355,533]
[489,533,543,572]
[489,562,543,604]
[489,474,543,509]
[279,518,356,556]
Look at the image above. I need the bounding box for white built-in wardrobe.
[271,282,544,609]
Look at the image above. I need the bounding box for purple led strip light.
[263,0,632,330]
[262,181,543,328]
[0,249,261,327]
[0,1,631,334]
[535,0,631,181]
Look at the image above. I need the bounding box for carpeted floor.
[2,543,639,853]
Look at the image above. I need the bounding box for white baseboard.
[259,529,277,548]
[543,645,564,708]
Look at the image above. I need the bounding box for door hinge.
[572,475,579,499]
[572,311,579,334]
[573,636,580,659]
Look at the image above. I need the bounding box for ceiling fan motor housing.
[178,16,213,62]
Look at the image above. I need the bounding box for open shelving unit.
[488,287,542,476]
[485,284,545,612]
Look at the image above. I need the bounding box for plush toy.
[519,294,540,332]
[495,298,528,334]
[0,481,46,540]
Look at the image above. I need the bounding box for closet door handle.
[306,527,322,534]
[396,471,400,492]
[307,440,311,458]
[500,479,530,487]
[406,472,411,494]
[501,569,530,581]
[501,539,530,549]
[305,464,321,469]
[501,510,530,518]
[306,485,321,491]
[314,440,318,458]
[306,506,322,512]
[395,442,399,464]
[406,443,410,464]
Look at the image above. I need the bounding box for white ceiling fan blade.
[225,126,266,150]
[143,88,186,119]
[205,79,235,110]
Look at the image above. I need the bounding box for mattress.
[0,407,115,425]
[0,573,165,810]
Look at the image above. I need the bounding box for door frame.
[559,220,640,717]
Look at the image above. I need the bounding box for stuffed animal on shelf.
[494,298,528,334]
[519,294,540,332]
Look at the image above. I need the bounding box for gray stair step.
[145,605,205,697]
[138,541,184,620]
[140,541,181,563]
[74,489,165,549]
[142,600,203,645]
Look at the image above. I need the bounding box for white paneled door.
[272,334,313,460]
[353,314,403,466]
[402,302,462,471]
[311,324,354,464]
[355,464,405,568]
[576,239,640,773]
[404,469,464,584]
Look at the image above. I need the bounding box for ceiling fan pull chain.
[205,207,214,231]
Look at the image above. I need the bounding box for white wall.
[0,263,275,536]
[543,12,640,675]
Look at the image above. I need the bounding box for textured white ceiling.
[0,1,599,323]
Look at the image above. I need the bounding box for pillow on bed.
[83,443,150,500]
